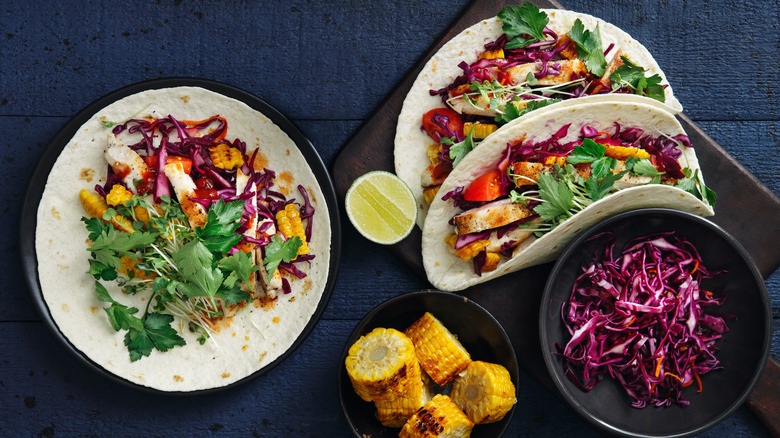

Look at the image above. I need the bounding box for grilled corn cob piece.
[345,327,421,402]
[463,122,497,140]
[374,373,433,428]
[399,394,474,438]
[422,186,440,205]
[445,235,491,262]
[451,361,516,424]
[105,184,150,223]
[603,144,651,160]
[79,189,134,234]
[119,255,155,280]
[209,143,244,169]
[276,203,309,257]
[405,312,471,387]
[478,49,504,60]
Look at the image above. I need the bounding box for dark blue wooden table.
[1,1,777,436]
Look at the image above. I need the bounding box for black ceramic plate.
[18,77,342,394]
[540,208,770,437]
[338,290,519,437]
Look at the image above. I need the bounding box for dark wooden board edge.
[331,0,780,431]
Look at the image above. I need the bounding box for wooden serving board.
[332,0,780,435]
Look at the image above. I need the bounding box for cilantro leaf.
[494,98,562,124]
[196,200,246,253]
[567,138,606,164]
[568,20,607,77]
[447,127,477,168]
[676,169,717,206]
[590,156,618,180]
[124,313,185,362]
[172,240,223,299]
[217,284,251,306]
[533,173,574,220]
[499,2,549,49]
[263,235,302,280]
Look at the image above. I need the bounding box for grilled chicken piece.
[162,161,207,229]
[104,135,151,194]
[447,60,586,117]
[599,49,625,89]
[505,59,588,86]
[453,198,535,235]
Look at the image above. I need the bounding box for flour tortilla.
[35,86,331,391]
[422,100,713,292]
[395,9,682,228]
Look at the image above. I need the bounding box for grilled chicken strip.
[453,198,535,235]
[162,161,207,229]
[447,59,587,117]
[104,135,151,194]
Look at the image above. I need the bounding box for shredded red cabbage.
[559,231,730,408]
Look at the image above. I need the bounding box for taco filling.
[80,115,316,361]
[441,122,715,277]
[420,2,671,206]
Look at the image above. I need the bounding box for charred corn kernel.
[603,144,651,160]
[452,361,516,424]
[463,122,498,140]
[79,189,134,233]
[209,143,244,169]
[478,49,504,60]
[106,184,133,207]
[345,327,421,402]
[405,312,471,387]
[544,155,567,167]
[375,374,433,428]
[275,204,309,257]
[427,143,441,165]
[399,394,474,438]
[119,255,156,280]
[423,186,440,205]
[445,235,491,262]
[482,252,500,272]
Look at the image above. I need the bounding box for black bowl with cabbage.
[539,208,771,437]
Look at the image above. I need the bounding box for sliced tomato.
[422,108,463,142]
[463,170,505,202]
[144,155,193,174]
[194,188,219,200]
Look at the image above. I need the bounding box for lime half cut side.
[345,171,418,245]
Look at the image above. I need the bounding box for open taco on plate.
[421,100,715,292]
[35,86,331,391]
[395,2,682,227]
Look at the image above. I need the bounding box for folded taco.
[395,2,681,227]
[35,86,332,391]
[421,100,715,292]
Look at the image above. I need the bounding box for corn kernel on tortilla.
[35,86,331,392]
[394,9,682,228]
[422,100,713,292]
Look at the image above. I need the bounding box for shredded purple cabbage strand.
[559,231,730,408]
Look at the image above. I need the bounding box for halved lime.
[345,171,417,245]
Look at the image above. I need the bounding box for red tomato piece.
[422,108,463,142]
[144,155,193,174]
[463,170,505,202]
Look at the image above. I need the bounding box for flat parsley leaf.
[499,2,549,49]
[172,240,223,299]
[585,170,628,201]
[676,169,717,206]
[609,56,666,102]
[626,157,664,177]
[568,19,607,77]
[124,313,185,362]
[533,173,573,221]
[263,234,302,280]
[220,251,259,287]
[197,200,246,253]
[567,138,606,164]
[446,127,477,168]
[494,98,562,124]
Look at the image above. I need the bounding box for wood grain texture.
[1,0,777,436]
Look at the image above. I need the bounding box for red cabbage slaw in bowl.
[559,231,730,408]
